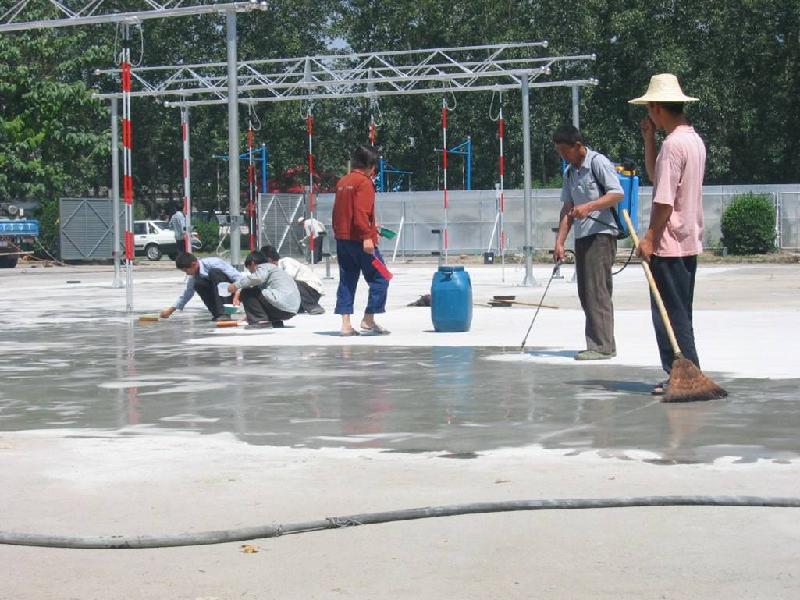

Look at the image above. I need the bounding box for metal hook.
[489,88,504,122]
[247,102,262,131]
[443,90,457,111]
[370,98,384,128]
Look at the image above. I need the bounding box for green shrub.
[193,218,219,251]
[720,193,775,255]
[34,199,60,259]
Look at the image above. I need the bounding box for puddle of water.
[0,312,797,464]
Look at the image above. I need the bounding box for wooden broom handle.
[621,209,682,357]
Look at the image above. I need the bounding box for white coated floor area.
[0,260,798,599]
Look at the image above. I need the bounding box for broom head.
[664,356,728,403]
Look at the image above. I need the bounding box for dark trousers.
[334,239,388,315]
[194,267,234,318]
[240,287,296,324]
[574,233,616,354]
[296,281,323,313]
[649,255,699,374]
[310,233,326,264]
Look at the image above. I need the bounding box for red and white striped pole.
[306,109,316,262]
[441,98,449,263]
[247,121,256,251]
[121,25,134,312]
[497,95,506,274]
[180,105,192,254]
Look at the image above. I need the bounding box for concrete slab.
[0,261,798,599]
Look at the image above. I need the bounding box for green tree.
[0,21,110,203]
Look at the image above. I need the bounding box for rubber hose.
[2,495,798,550]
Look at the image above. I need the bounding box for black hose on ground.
[2,496,799,550]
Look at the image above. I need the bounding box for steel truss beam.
[0,1,263,32]
[93,42,596,104]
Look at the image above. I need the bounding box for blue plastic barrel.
[616,171,639,234]
[431,266,472,332]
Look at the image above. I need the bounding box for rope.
[581,213,636,275]
[1,496,797,549]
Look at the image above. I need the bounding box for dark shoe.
[574,349,615,361]
[308,306,325,315]
[272,320,285,328]
[651,380,668,396]
[212,314,232,322]
[245,321,272,330]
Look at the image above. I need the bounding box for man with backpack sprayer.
[553,125,625,360]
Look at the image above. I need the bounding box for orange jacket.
[332,170,378,243]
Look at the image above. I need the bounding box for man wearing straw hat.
[629,73,706,395]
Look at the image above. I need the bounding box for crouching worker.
[229,251,300,329]
[160,253,243,321]
[260,245,325,315]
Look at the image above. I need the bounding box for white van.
[133,220,200,261]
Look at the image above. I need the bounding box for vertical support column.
[306,109,316,263]
[247,119,256,252]
[121,25,135,311]
[441,98,449,263]
[497,97,506,279]
[521,75,536,286]
[110,98,122,288]
[226,9,241,267]
[260,144,268,194]
[466,136,472,191]
[571,86,580,128]
[180,104,192,253]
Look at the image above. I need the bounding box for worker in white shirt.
[298,216,326,264]
[261,245,325,315]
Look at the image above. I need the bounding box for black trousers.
[649,255,699,374]
[296,281,323,313]
[574,233,617,354]
[240,287,296,324]
[194,267,234,318]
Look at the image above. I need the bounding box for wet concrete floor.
[1,309,798,464]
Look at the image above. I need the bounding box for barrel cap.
[438,265,465,272]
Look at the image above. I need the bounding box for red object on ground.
[372,257,393,280]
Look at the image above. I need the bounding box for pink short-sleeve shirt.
[652,125,706,257]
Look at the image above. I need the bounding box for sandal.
[340,329,361,337]
[360,321,390,335]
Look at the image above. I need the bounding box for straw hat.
[629,73,698,105]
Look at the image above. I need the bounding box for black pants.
[194,267,234,319]
[649,255,699,374]
[310,232,326,264]
[240,287,296,324]
[296,281,323,313]
[574,233,617,354]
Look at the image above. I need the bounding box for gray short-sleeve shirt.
[560,148,624,239]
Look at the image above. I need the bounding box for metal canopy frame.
[1,1,264,310]
[0,1,261,31]
[94,43,595,104]
[95,41,597,285]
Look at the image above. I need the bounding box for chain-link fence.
[309,184,800,256]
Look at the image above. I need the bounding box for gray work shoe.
[574,349,616,361]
